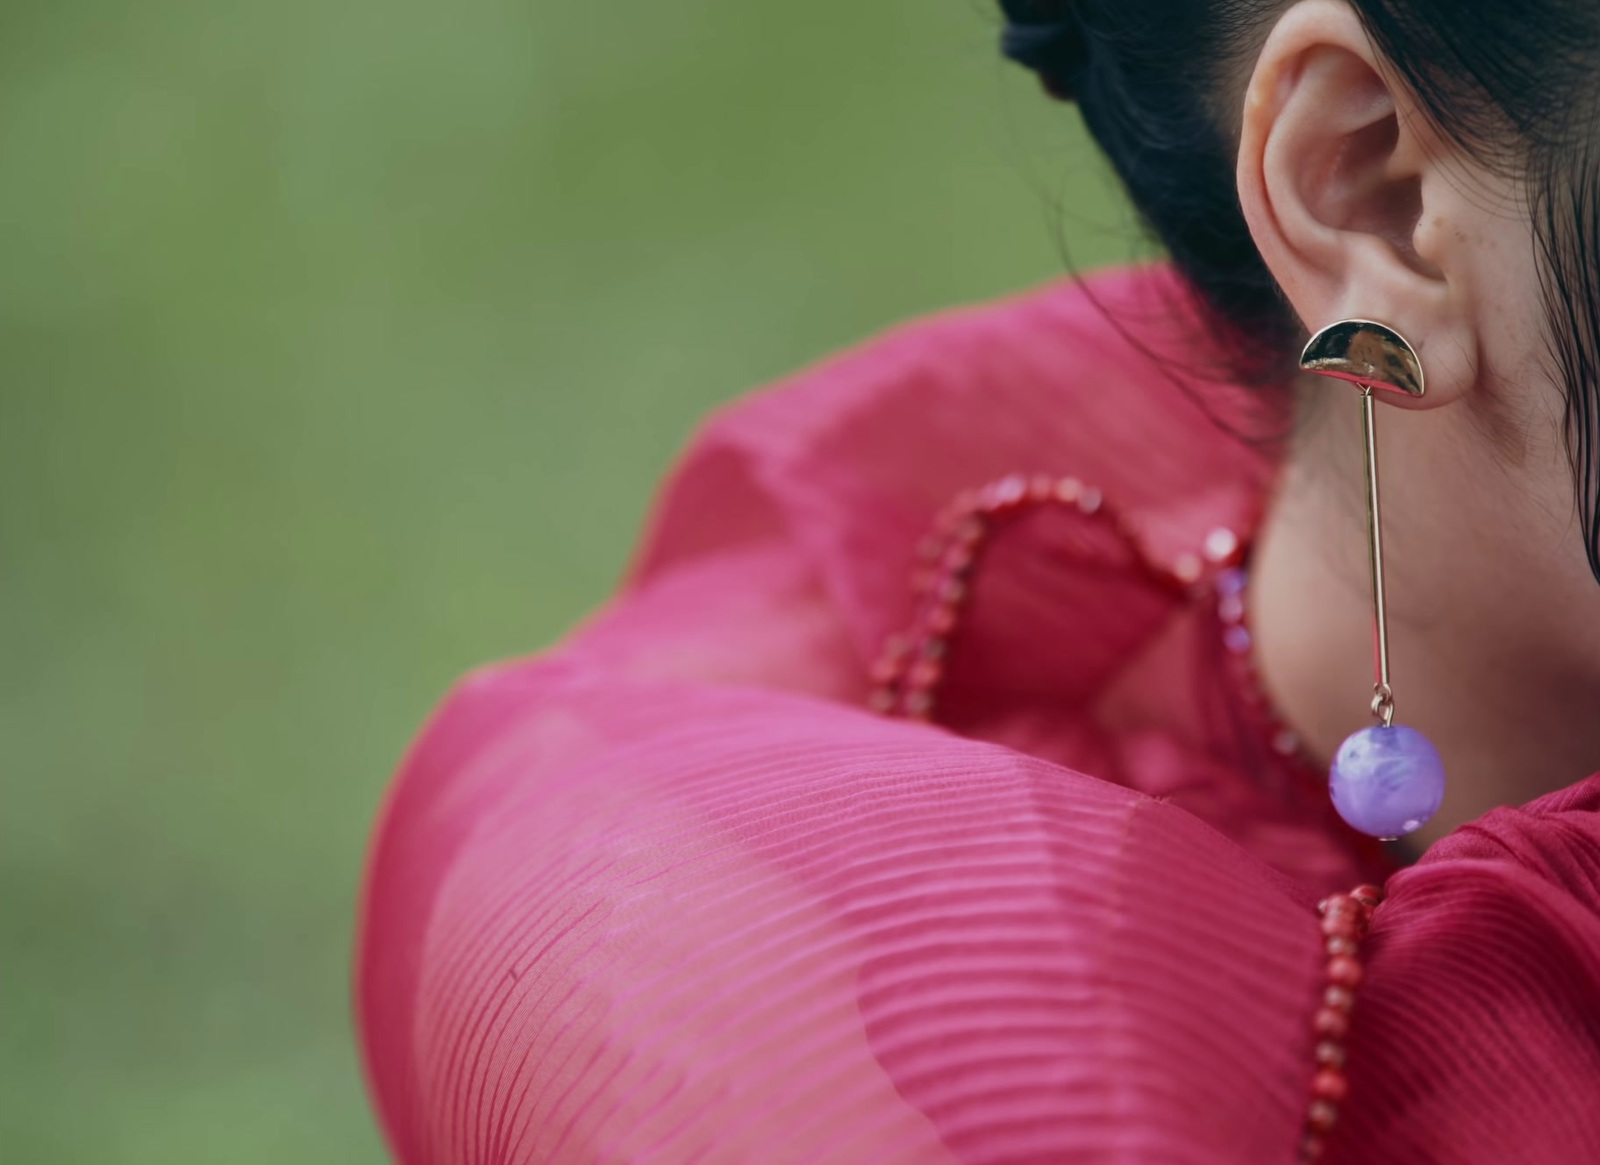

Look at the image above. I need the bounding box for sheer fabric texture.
[357,268,1600,1163]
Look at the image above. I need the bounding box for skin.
[1235,0,1600,850]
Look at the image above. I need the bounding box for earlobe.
[1235,0,1477,407]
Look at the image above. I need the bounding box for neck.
[1250,383,1600,849]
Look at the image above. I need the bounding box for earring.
[1298,320,1447,840]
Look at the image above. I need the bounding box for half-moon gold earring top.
[1299,319,1425,398]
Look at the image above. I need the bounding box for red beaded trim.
[869,474,1390,1165]
[1299,883,1385,1162]
[868,472,1231,720]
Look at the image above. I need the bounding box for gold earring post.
[1359,386,1395,727]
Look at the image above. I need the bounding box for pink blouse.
[356,266,1600,1163]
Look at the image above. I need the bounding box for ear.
[1236,0,1475,407]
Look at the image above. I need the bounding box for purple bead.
[1216,567,1248,597]
[1329,724,1447,839]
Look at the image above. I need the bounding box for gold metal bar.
[1359,386,1395,726]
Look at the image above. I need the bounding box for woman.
[357,1,1600,1161]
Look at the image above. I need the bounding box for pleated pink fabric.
[356,267,1600,1164]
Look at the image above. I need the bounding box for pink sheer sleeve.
[358,661,1329,1163]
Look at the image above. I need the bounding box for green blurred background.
[0,2,1138,1160]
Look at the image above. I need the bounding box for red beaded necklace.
[868,472,1384,1165]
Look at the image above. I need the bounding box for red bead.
[1312,1068,1349,1104]
[1313,1007,1349,1040]
[984,475,1027,512]
[1029,474,1057,502]
[1054,477,1082,504]
[953,516,986,546]
[927,606,957,636]
[1323,985,1355,1012]
[1327,956,1365,989]
[1306,1099,1340,1134]
[1320,912,1360,939]
[1314,1041,1346,1069]
[1325,936,1358,959]
[869,655,905,686]
[1351,883,1385,908]
[1320,893,1361,918]
[904,691,934,719]
[942,545,974,575]
[919,636,947,660]
[907,658,942,690]
[1298,1132,1326,1163]
[1204,526,1240,564]
[868,689,896,714]
[940,577,967,605]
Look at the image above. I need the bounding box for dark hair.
[999,0,1600,582]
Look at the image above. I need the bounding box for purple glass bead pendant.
[1330,724,1446,839]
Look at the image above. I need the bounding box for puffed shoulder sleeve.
[357,662,1325,1164]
